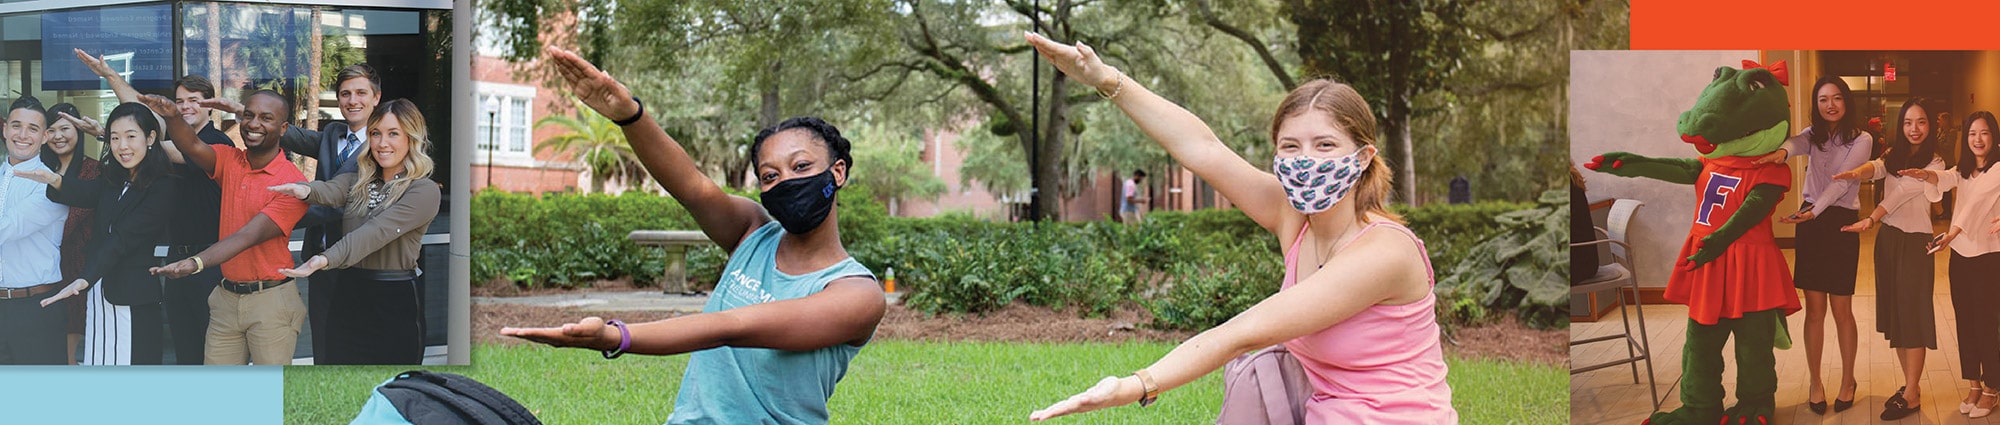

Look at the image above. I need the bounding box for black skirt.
[1793,206,1862,295]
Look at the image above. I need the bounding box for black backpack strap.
[385,371,541,425]
[426,372,542,425]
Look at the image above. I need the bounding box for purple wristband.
[602,319,631,359]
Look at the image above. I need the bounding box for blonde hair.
[1269,78,1402,223]
[347,98,435,211]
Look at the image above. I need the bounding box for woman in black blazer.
[22,102,178,365]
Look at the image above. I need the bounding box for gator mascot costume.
[1584,60,1802,425]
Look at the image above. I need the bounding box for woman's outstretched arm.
[1024,32,1292,234]
[544,47,768,252]
[501,278,886,354]
[1030,230,1428,421]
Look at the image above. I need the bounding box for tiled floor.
[1572,223,2000,424]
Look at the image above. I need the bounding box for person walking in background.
[1120,170,1148,223]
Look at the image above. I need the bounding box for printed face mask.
[1272,148,1368,214]
[760,167,841,234]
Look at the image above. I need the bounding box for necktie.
[335,133,360,173]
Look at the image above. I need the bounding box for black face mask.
[760,167,840,234]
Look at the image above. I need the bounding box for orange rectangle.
[1633,0,2000,49]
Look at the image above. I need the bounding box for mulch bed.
[475,295,1563,365]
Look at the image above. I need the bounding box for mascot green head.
[1678,61,1791,159]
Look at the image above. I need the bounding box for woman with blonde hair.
[1023,32,1454,423]
[268,98,440,365]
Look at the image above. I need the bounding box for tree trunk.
[747,60,783,190]
[1036,72,1071,221]
[1384,93,1418,206]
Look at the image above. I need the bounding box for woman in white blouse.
[1900,110,2000,418]
[1831,97,1945,420]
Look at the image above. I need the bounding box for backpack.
[1217,345,1311,425]
[349,371,542,425]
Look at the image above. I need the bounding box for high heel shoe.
[1972,391,1999,419]
[1833,381,1857,413]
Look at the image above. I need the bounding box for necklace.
[366,181,387,210]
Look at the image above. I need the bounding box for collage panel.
[0,0,464,367]
[1573,49,2000,424]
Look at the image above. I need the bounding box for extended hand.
[196,97,243,115]
[1678,237,1724,271]
[1030,376,1135,421]
[542,47,639,123]
[72,48,119,79]
[278,255,328,278]
[267,183,311,200]
[136,95,181,119]
[1840,217,1874,233]
[39,279,90,307]
[1581,152,1651,178]
[1023,32,1122,93]
[1752,148,1789,165]
[149,258,197,279]
[58,112,104,138]
[1778,210,1817,224]
[500,316,619,351]
[1896,168,1938,184]
[12,168,58,185]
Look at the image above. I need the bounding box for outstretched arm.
[75,49,139,103]
[1682,184,1784,270]
[543,47,767,252]
[1583,152,1703,185]
[151,214,283,278]
[502,278,887,354]
[138,95,217,174]
[1024,32,1292,234]
[1030,229,1428,421]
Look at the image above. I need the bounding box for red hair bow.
[1741,60,1789,86]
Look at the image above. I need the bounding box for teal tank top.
[666,222,876,425]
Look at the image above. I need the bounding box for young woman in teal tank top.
[502,47,885,425]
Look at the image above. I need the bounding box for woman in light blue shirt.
[1761,75,1872,414]
[503,47,884,425]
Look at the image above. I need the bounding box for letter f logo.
[1697,172,1743,226]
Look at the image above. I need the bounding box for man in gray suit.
[206,63,380,360]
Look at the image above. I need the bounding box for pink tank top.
[1280,221,1457,424]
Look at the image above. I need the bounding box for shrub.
[1437,189,1571,329]
[470,188,1548,329]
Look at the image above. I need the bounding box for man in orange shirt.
[142,91,308,365]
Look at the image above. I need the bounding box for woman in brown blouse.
[269,98,439,365]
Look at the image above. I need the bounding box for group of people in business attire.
[0,48,439,366]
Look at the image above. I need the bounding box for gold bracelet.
[1097,73,1124,100]
[189,256,205,275]
[1133,369,1160,407]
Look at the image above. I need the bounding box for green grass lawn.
[286,341,1563,424]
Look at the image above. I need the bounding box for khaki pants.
[204,283,305,365]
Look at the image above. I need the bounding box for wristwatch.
[1134,369,1160,407]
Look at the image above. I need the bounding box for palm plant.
[534,98,649,193]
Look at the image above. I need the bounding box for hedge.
[470,187,1549,330]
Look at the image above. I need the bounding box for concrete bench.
[628,230,714,295]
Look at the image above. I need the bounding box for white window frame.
[474,82,537,168]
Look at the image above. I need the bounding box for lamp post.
[483,97,499,190]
